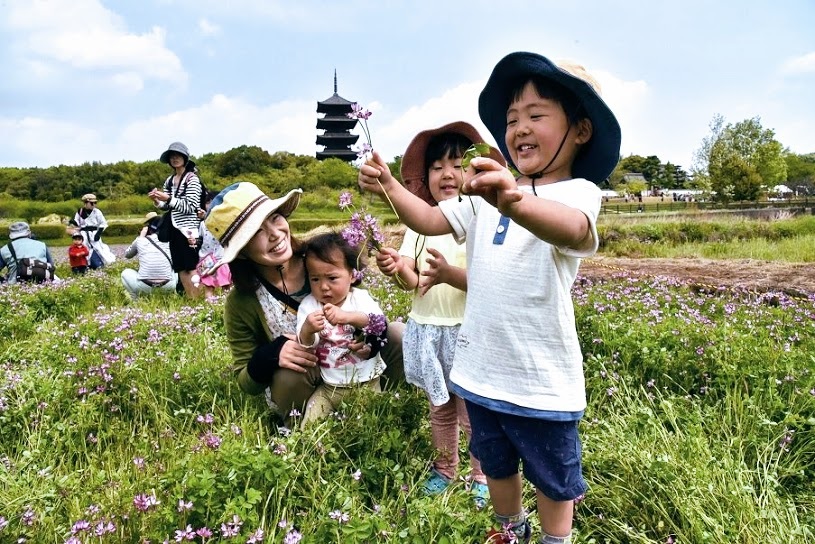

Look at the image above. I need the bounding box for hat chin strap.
[527,128,570,196]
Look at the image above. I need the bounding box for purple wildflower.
[363,314,387,337]
[339,192,353,209]
[283,530,303,544]
[246,528,265,543]
[177,499,193,512]
[133,493,160,512]
[220,515,243,538]
[196,413,214,425]
[71,520,91,533]
[329,510,350,524]
[201,432,221,450]
[94,519,116,536]
[22,508,35,526]
[174,524,195,541]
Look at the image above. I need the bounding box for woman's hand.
[149,188,170,203]
[277,334,317,373]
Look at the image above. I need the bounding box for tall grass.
[0,243,812,542]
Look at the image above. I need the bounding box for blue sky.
[1,0,813,172]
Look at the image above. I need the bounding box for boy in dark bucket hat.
[359,52,621,544]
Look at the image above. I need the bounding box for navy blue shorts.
[465,400,587,501]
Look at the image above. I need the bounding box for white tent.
[772,184,793,193]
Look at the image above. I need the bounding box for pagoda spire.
[334,69,338,95]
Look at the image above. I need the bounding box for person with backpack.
[120,213,178,299]
[148,141,202,298]
[0,222,55,284]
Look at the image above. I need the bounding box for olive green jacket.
[223,287,297,395]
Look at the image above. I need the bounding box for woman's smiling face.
[241,213,293,267]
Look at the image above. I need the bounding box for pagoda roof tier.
[317,118,357,130]
[316,134,359,146]
[317,149,358,161]
[318,92,354,107]
[317,104,355,115]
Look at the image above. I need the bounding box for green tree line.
[0,145,405,207]
[608,116,814,200]
[1,123,813,210]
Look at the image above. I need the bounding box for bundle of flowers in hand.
[339,191,408,291]
[339,191,385,264]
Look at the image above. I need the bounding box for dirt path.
[580,256,815,297]
[102,237,814,298]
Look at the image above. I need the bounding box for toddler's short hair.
[304,232,364,287]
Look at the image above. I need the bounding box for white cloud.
[118,95,319,164]
[6,0,185,85]
[0,117,100,167]
[375,81,489,160]
[198,18,221,37]
[780,51,815,75]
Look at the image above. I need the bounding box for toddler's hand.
[322,303,344,326]
[304,310,325,334]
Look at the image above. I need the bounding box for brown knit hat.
[400,121,506,205]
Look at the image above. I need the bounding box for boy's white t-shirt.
[296,287,386,386]
[437,179,601,413]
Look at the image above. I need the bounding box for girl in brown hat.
[374,122,505,509]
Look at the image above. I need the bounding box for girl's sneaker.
[471,481,489,509]
[484,521,531,543]
[422,468,452,495]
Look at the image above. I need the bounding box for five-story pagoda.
[316,71,359,161]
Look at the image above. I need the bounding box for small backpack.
[6,242,55,283]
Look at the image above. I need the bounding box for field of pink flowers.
[0,257,812,543]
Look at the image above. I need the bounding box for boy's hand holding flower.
[462,156,524,213]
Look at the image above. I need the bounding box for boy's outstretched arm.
[464,157,593,249]
[358,151,452,236]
